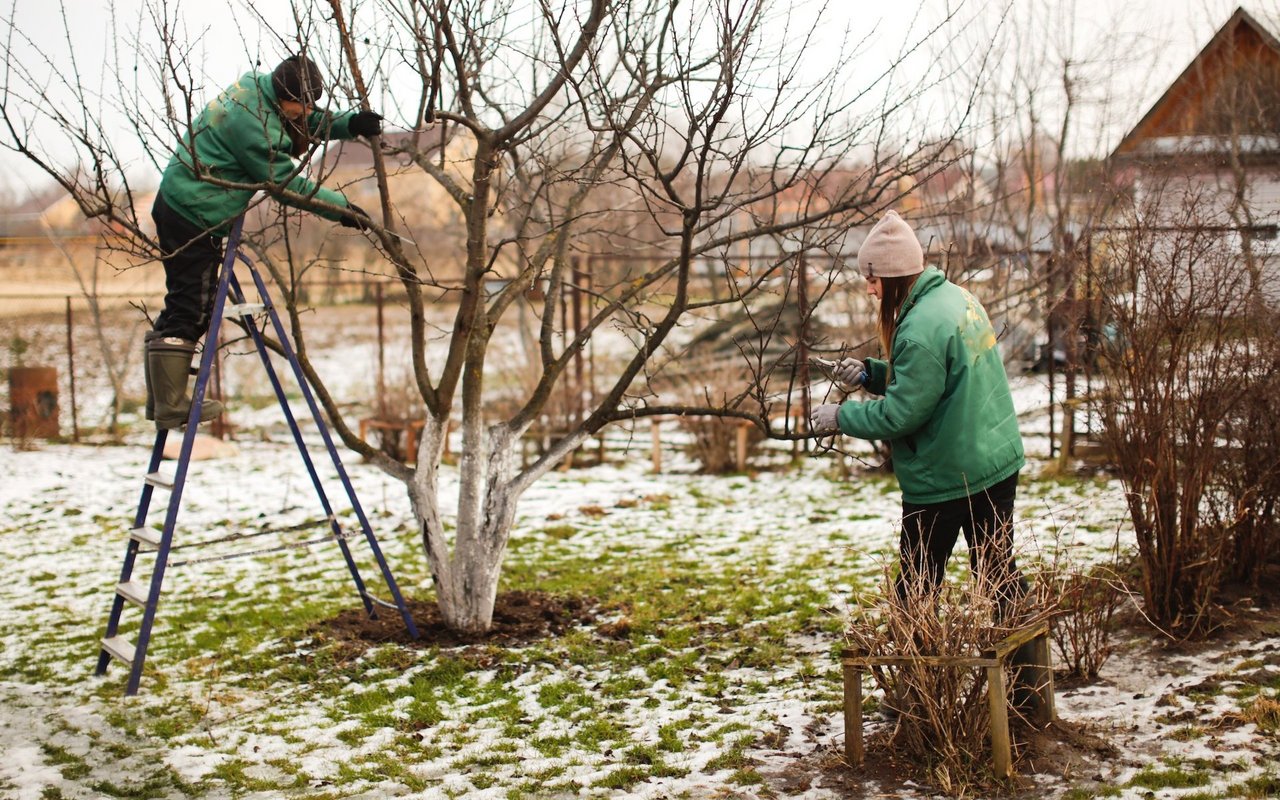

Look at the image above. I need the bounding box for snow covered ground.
[1,372,1277,799]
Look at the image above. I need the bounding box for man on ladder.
[146,54,383,429]
[98,55,417,696]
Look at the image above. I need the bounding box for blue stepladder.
[96,216,419,696]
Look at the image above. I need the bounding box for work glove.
[340,201,372,230]
[809,403,842,436]
[349,110,384,137]
[833,357,866,391]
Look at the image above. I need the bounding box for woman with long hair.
[809,210,1027,612]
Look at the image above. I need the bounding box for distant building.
[1109,6,1280,292]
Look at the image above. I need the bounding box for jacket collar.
[898,266,945,319]
[254,72,284,112]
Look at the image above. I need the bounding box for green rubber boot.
[148,337,223,430]
[143,331,161,421]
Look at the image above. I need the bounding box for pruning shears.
[808,356,866,392]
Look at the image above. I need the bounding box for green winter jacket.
[837,267,1024,504]
[158,72,360,235]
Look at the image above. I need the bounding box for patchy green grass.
[1127,761,1214,791]
[3,451,1274,799]
[1061,787,1123,800]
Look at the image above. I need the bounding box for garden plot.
[2,436,1277,799]
[1,368,1278,798]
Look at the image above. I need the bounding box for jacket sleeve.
[226,113,350,222]
[836,338,946,441]
[305,109,357,141]
[862,357,889,396]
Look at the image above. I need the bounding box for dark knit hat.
[271,55,325,104]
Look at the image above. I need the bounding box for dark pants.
[895,472,1027,616]
[151,193,224,342]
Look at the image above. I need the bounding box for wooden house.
[1111,6,1280,270]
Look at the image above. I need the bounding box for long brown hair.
[877,273,922,365]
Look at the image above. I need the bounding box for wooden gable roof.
[1113,7,1280,158]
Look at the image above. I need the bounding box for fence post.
[797,252,810,452]
[376,282,386,419]
[735,421,748,472]
[65,296,79,442]
[843,662,864,765]
[651,418,662,473]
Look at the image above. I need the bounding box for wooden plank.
[843,664,864,765]
[1031,632,1056,725]
[843,655,998,669]
[985,622,1049,660]
[986,665,1012,778]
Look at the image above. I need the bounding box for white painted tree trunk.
[407,416,555,633]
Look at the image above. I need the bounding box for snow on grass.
[1,381,1277,799]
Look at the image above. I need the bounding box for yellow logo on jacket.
[959,288,997,361]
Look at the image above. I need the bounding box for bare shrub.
[678,416,764,474]
[1039,557,1127,681]
[1091,186,1280,634]
[1215,362,1280,587]
[671,367,765,473]
[845,558,1052,793]
[368,366,428,462]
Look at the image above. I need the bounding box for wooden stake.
[844,663,864,765]
[986,665,1012,778]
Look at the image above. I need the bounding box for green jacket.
[837,267,1024,504]
[158,72,359,235]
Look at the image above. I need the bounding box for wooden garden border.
[841,621,1055,777]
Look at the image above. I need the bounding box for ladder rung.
[130,527,162,548]
[116,581,150,608]
[224,303,265,317]
[101,636,136,665]
[361,592,399,610]
[144,472,174,490]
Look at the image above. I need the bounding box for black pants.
[896,472,1027,615]
[151,193,224,342]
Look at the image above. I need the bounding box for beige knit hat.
[858,210,924,278]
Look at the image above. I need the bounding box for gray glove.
[809,403,841,436]
[833,357,866,391]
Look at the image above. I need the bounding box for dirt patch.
[314,590,600,653]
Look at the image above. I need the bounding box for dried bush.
[1214,363,1280,587]
[1038,557,1127,681]
[1090,188,1280,634]
[369,366,427,461]
[670,367,766,473]
[845,557,1052,794]
[678,415,765,473]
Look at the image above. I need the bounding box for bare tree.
[931,1,1156,367]
[2,0,982,632]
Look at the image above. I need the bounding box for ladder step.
[116,581,151,608]
[130,527,162,548]
[101,636,136,665]
[144,472,174,490]
[361,592,399,610]
[224,303,265,318]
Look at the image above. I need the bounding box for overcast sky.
[0,0,1267,200]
